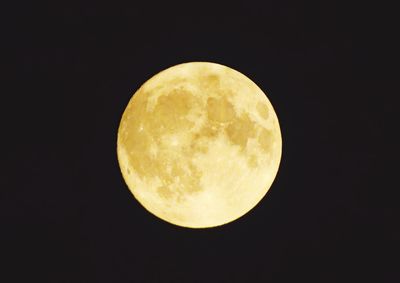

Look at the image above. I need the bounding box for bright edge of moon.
[117,62,282,228]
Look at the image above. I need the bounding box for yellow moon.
[117,62,282,228]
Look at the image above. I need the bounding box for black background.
[2,1,398,282]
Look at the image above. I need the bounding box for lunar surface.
[117,62,282,228]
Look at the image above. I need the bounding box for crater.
[258,128,274,153]
[256,102,269,120]
[203,74,220,88]
[150,88,197,132]
[196,123,219,139]
[247,154,259,168]
[156,161,203,200]
[206,97,235,124]
[157,185,174,200]
[225,113,257,151]
[189,138,209,154]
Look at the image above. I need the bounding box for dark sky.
[2,1,398,282]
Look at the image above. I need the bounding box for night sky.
[2,1,398,282]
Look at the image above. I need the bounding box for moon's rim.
[116,61,282,229]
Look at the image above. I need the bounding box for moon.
[117,62,282,228]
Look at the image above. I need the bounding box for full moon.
[117,62,282,228]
